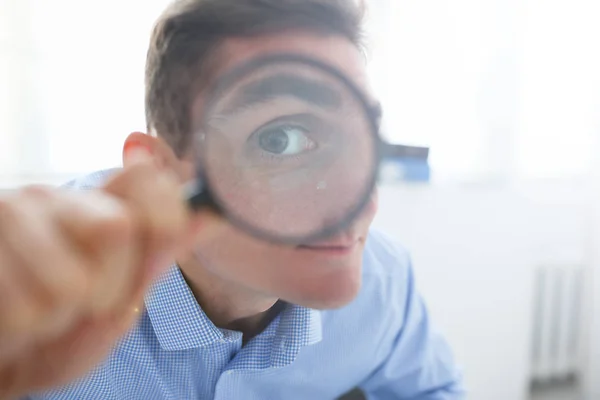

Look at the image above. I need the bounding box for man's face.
[175,32,378,309]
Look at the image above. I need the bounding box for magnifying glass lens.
[193,56,378,243]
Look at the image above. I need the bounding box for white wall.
[584,151,600,400]
[374,180,589,400]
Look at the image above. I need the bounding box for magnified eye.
[257,125,317,155]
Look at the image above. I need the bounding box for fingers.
[0,190,90,339]
[0,183,140,344]
[0,160,210,397]
[0,149,218,367]
[50,190,136,315]
[0,239,38,342]
[104,149,188,279]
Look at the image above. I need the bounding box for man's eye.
[257,125,317,155]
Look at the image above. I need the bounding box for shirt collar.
[269,302,322,367]
[144,266,224,350]
[144,265,322,357]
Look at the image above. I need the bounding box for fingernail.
[124,141,151,155]
[124,143,153,165]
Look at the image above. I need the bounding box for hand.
[0,150,210,398]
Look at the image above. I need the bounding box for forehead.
[191,31,376,116]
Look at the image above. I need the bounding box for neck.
[178,256,280,341]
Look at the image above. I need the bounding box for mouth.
[297,236,361,256]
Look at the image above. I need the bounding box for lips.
[299,242,356,250]
[297,234,360,255]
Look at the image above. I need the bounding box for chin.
[287,260,363,310]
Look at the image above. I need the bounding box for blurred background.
[1,0,600,399]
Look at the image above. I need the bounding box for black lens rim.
[193,52,382,245]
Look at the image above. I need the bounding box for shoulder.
[354,230,416,327]
[315,231,415,364]
[362,229,413,280]
[322,229,415,330]
[61,168,121,190]
[358,229,414,310]
[322,229,414,326]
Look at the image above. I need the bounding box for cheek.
[369,189,379,214]
[277,255,364,309]
[194,224,286,282]
[193,224,364,306]
[358,189,378,226]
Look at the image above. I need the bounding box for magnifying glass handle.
[380,142,429,161]
[183,178,220,212]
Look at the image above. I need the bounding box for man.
[0,0,464,399]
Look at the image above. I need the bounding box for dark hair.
[145,0,365,156]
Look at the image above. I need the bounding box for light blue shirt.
[27,170,465,400]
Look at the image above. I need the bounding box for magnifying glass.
[184,53,382,245]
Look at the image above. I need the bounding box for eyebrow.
[217,73,343,116]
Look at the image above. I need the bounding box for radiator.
[531,265,584,383]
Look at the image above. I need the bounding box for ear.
[122,132,190,180]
